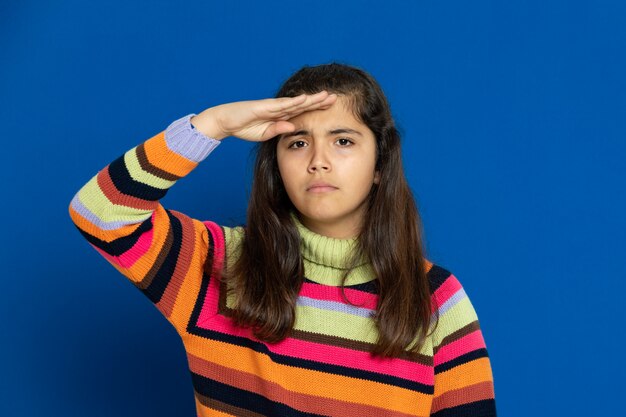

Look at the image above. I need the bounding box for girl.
[69,63,496,416]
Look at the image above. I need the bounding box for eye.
[336,138,354,146]
[287,140,307,149]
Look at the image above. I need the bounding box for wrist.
[191,107,228,141]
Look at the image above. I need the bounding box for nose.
[307,145,331,173]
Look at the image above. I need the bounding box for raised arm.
[68,92,338,332]
[68,113,223,329]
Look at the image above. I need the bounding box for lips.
[307,181,338,191]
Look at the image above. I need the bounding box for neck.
[297,212,364,239]
[289,212,376,286]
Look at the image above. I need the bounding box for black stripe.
[430,399,497,417]
[302,277,380,295]
[191,372,328,417]
[302,264,449,295]
[434,348,490,374]
[141,210,183,304]
[187,223,216,333]
[428,264,452,294]
[346,278,379,293]
[108,153,169,202]
[76,219,153,256]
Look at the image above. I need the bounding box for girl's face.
[276,96,380,239]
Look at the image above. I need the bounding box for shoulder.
[425,261,482,341]
[425,260,472,311]
[196,221,245,272]
[199,221,245,247]
[425,259,455,295]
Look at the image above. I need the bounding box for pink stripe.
[116,227,154,268]
[196,221,226,321]
[203,221,225,274]
[197,269,431,385]
[433,330,486,366]
[431,274,462,313]
[198,312,433,385]
[299,282,379,310]
[86,212,156,268]
[91,244,132,274]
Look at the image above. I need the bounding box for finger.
[278,93,338,119]
[294,92,337,110]
[290,91,333,110]
[267,91,330,114]
[306,93,338,109]
[266,94,308,113]
[263,120,296,139]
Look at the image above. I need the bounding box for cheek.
[276,149,294,175]
[276,153,288,183]
[345,156,377,182]
[276,159,299,194]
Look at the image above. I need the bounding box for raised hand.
[191,91,338,141]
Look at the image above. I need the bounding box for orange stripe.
[433,357,494,395]
[189,353,426,417]
[424,258,433,272]
[183,334,431,415]
[69,203,143,244]
[431,380,494,413]
[142,131,199,178]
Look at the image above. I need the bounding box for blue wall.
[2,0,625,415]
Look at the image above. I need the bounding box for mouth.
[307,185,338,193]
[306,182,338,193]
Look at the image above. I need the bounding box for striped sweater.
[69,113,497,416]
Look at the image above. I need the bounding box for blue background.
[2,0,624,415]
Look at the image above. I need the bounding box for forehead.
[289,96,362,126]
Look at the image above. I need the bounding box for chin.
[300,209,348,225]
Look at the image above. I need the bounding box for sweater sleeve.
[68,113,223,332]
[430,270,497,416]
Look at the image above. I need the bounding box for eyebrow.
[280,128,363,140]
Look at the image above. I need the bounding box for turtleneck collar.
[290,212,375,285]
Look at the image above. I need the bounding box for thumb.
[264,121,296,139]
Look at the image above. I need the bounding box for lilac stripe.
[164,113,221,162]
[432,288,467,321]
[70,194,151,231]
[296,296,374,318]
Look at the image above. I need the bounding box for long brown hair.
[223,62,438,358]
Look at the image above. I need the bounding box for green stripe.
[433,298,478,347]
[124,148,175,189]
[293,305,379,343]
[78,176,153,223]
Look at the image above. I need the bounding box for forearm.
[68,114,220,261]
[69,114,229,334]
